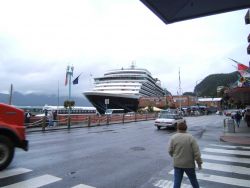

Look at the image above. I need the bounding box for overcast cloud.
[0,0,249,98]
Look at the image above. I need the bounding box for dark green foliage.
[64,100,75,109]
[194,71,239,97]
[183,92,195,96]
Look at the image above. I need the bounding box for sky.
[0,0,249,98]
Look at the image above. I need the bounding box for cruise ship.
[83,64,165,114]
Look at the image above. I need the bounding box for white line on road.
[209,144,250,150]
[153,179,192,188]
[169,170,250,187]
[0,168,32,179]
[1,174,62,188]
[203,148,250,156]
[202,162,250,175]
[71,184,96,188]
[202,154,250,164]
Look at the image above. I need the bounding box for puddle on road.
[130,146,146,151]
[88,130,114,134]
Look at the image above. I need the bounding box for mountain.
[0,92,92,106]
[194,71,239,97]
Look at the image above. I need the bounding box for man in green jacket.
[168,121,202,188]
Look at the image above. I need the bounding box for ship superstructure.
[83,64,165,114]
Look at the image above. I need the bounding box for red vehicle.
[0,103,28,170]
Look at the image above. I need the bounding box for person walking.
[168,121,202,188]
[24,111,31,125]
[234,111,242,128]
[244,108,250,127]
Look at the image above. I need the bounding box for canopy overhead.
[140,0,250,24]
[143,106,162,112]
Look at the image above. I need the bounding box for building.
[172,95,197,108]
[198,98,222,109]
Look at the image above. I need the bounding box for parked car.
[154,113,186,130]
[125,112,135,116]
[224,109,238,117]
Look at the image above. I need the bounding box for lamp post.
[66,65,74,129]
[195,79,202,105]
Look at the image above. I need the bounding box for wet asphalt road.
[2,115,249,188]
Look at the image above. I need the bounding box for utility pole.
[8,84,13,105]
[178,68,182,110]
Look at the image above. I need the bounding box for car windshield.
[159,114,177,119]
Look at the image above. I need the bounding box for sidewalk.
[220,119,250,145]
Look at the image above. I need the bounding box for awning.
[140,0,250,24]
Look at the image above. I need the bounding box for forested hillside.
[194,71,239,97]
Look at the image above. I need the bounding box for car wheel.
[157,126,161,130]
[0,135,15,170]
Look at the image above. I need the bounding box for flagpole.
[178,68,182,110]
[57,80,59,113]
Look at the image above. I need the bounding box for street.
[1,115,250,188]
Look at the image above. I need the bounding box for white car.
[154,113,186,130]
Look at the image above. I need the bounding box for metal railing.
[25,113,158,131]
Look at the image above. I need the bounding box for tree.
[64,100,75,109]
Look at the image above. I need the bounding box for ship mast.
[131,61,136,69]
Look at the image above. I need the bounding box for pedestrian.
[234,111,242,128]
[25,111,31,124]
[168,121,202,188]
[48,111,53,127]
[244,108,250,127]
[53,110,57,126]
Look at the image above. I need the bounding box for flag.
[73,74,81,85]
[65,73,68,86]
[229,58,249,70]
[238,63,249,71]
[229,58,249,76]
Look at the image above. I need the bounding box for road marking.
[203,148,250,156]
[71,184,96,188]
[1,174,62,188]
[209,144,250,150]
[169,170,250,187]
[0,168,32,179]
[153,179,192,188]
[202,154,250,164]
[202,162,250,175]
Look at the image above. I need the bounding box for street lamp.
[195,79,203,104]
[66,65,74,129]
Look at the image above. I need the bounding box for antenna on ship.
[131,61,136,69]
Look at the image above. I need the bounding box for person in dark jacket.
[234,111,242,128]
[244,108,250,127]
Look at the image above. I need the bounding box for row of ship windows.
[94,83,164,96]
[94,84,163,94]
[141,82,165,94]
[95,86,140,89]
[96,80,163,91]
[104,71,151,76]
[95,89,139,92]
[96,76,158,85]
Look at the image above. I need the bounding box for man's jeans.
[174,167,200,188]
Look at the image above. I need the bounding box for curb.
[220,135,250,145]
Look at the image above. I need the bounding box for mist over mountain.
[0,71,240,106]
[0,92,92,106]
